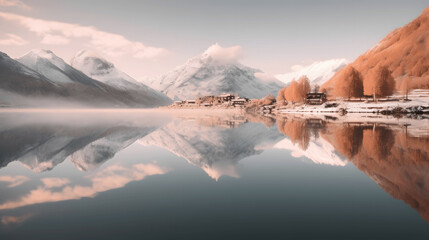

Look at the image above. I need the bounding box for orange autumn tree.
[333,66,363,100]
[364,65,396,101]
[284,80,299,102]
[298,75,310,102]
[259,94,276,105]
[281,75,310,103]
[277,87,286,106]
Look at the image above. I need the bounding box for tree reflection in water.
[277,115,429,222]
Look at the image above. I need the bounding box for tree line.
[277,65,423,103]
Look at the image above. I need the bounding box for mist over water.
[0,110,428,239]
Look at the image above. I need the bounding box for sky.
[0,0,427,80]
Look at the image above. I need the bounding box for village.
[166,89,429,116]
[169,93,251,108]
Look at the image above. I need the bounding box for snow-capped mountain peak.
[71,50,116,78]
[20,49,68,71]
[275,58,348,86]
[149,44,283,100]
[70,49,172,106]
[71,49,142,88]
[17,49,82,84]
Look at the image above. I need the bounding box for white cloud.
[0,0,31,10]
[0,11,169,59]
[41,34,69,45]
[0,175,29,188]
[0,33,27,45]
[203,43,244,64]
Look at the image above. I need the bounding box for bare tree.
[399,77,411,100]
[312,84,320,93]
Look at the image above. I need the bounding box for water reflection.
[139,115,283,180]
[276,114,429,222]
[0,163,167,210]
[0,110,428,229]
[0,112,167,172]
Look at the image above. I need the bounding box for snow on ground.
[279,89,429,114]
[277,90,429,137]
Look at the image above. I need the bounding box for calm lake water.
[0,110,428,240]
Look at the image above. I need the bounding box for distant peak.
[26,49,56,58]
[71,49,115,76]
[74,49,104,60]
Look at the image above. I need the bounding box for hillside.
[322,7,429,94]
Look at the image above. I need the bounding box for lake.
[0,110,428,239]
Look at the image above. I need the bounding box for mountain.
[275,58,348,87]
[148,45,283,100]
[15,49,171,107]
[0,50,126,107]
[322,7,429,92]
[0,51,79,107]
[17,49,102,87]
[70,50,171,106]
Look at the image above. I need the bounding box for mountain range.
[1,7,428,107]
[0,49,171,107]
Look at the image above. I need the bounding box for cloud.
[0,175,29,188]
[0,0,31,10]
[254,72,281,83]
[41,34,69,45]
[0,11,169,59]
[0,33,27,45]
[1,214,33,226]
[0,163,167,210]
[290,64,304,72]
[41,178,70,188]
[203,43,244,64]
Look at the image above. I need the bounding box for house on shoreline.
[171,93,249,108]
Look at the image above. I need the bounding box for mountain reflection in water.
[0,110,428,237]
